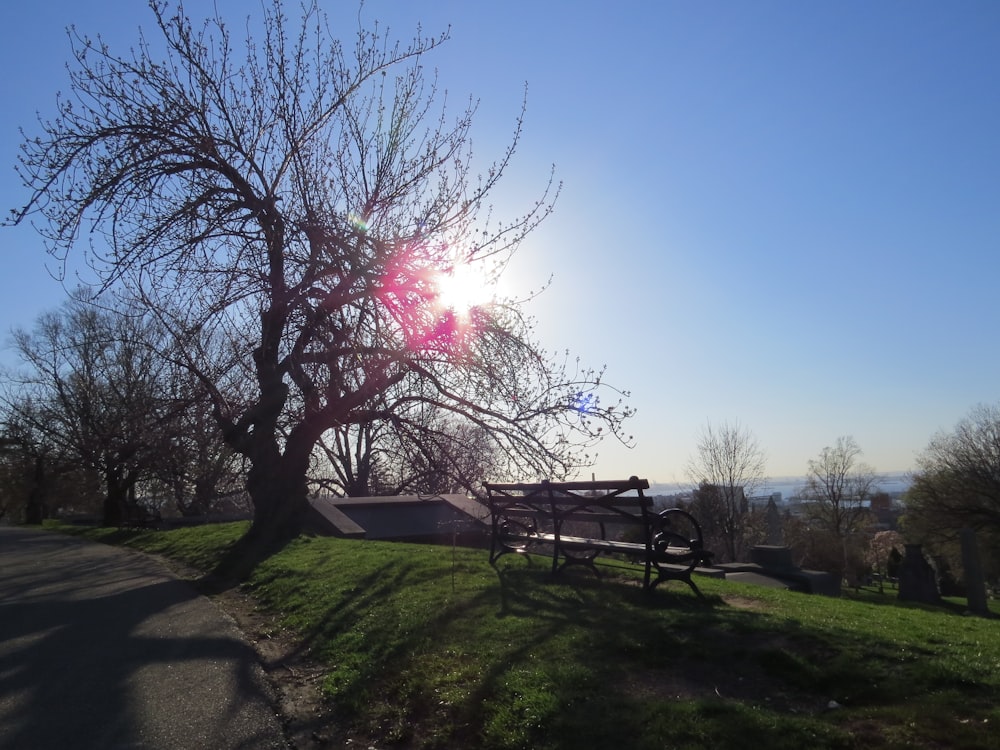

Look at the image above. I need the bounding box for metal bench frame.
[485,476,713,597]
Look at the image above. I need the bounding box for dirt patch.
[721,593,768,611]
[618,652,821,717]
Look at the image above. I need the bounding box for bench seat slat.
[501,531,704,561]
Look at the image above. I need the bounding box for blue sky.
[3,1,999,484]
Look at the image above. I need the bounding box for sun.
[434,261,495,319]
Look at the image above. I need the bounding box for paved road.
[0,526,287,750]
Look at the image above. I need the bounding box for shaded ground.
[0,527,286,750]
[190,578,342,748]
[189,568,834,749]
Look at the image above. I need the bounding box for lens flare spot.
[571,392,597,415]
[347,212,368,233]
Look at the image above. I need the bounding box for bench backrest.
[485,476,652,527]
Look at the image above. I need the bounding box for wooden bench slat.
[490,498,649,509]
[485,477,649,492]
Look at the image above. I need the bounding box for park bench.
[485,476,713,597]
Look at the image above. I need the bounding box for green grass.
[49,521,1000,749]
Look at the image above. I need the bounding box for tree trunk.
[246,462,310,544]
[102,466,126,527]
[191,476,216,516]
[215,436,313,580]
[24,455,47,525]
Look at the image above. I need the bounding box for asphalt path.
[0,526,287,749]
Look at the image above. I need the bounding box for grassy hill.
[58,522,1000,749]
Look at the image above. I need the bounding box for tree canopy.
[9,0,633,558]
[906,403,1000,572]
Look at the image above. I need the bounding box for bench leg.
[554,551,601,579]
[648,567,706,599]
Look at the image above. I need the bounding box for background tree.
[0,421,56,524]
[2,294,176,525]
[314,421,390,499]
[0,421,104,523]
[686,420,767,562]
[800,436,878,582]
[905,403,1000,584]
[782,512,848,574]
[10,1,633,561]
[153,354,248,517]
[395,417,502,496]
[313,399,503,499]
[310,374,502,498]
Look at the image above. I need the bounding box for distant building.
[749,491,783,508]
[869,491,901,530]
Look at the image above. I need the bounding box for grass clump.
[55,522,1000,749]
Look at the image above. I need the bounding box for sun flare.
[434,262,495,319]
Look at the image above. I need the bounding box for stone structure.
[897,544,940,605]
[307,493,489,545]
[714,545,841,596]
[960,528,989,616]
[765,497,783,545]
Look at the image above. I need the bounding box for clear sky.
[3,1,999,484]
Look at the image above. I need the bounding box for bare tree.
[314,398,503,498]
[154,353,248,516]
[314,421,388,498]
[686,420,767,562]
[390,414,503,496]
[2,294,175,525]
[10,1,633,561]
[0,422,54,524]
[800,436,878,581]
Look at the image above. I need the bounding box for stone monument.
[897,544,940,605]
[960,528,989,616]
[765,497,783,545]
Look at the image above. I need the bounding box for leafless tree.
[314,396,503,498]
[0,422,53,524]
[154,353,248,516]
[313,420,388,498]
[2,293,176,525]
[800,435,878,581]
[686,420,767,562]
[10,1,633,560]
[390,413,503,496]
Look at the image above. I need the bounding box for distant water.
[650,472,912,500]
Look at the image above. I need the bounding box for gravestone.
[751,544,794,570]
[765,497,783,545]
[960,528,989,616]
[897,544,940,604]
